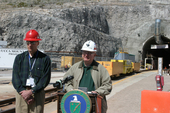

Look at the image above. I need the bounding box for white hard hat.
[81,40,97,52]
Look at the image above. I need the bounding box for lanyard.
[29,51,38,76]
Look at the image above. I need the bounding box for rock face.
[0,0,170,62]
[0,3,122,57]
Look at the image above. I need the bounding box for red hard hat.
[24,29,41,41]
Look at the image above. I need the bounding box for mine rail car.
[60,56,82,69]
[0,87,60,113]
[60,55,112,70]
[61,55,141,78]
[97,60,140,78]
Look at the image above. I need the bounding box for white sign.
[0,41,7,46]
[151,44,169,49]
[158,57,163,75]
[0,48,27,68]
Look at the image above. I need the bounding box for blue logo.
[61,89,91,113]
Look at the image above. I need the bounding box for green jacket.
[12,50,51,93]
[63,60,112,113]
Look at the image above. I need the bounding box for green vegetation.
[56,2,64,5]
[33,0,41,5]
[1,0,97,9]
[2,0,8,2]
[7,3,16,8]
[17,2,28,7]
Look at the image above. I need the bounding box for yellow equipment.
[133,62,140,72]
[97,51,140,78]
[61,56,82,68]
[60,50,140,78]
[97,61,123,78]
[111,59,133,74]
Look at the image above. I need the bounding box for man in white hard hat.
[63,40,112,113]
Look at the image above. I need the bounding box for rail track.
[0,69,151,113]
[0,87,60,113]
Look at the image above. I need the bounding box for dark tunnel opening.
[142,36,170,70]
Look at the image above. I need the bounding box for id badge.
[26,77,35,87]
[26,78,30,86]
[30,77,34,85]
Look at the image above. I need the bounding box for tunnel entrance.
[142,36,170,70]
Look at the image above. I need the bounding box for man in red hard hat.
[12,29,51,113]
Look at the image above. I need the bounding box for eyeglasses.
[82,51,95,55]
[26,41,37,45]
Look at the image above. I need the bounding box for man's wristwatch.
[31,89,35,94]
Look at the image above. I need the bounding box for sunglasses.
[26,41,38,45]
[82,51,95,55]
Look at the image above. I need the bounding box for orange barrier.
[141,90,170,113]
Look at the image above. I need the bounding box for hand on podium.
[91,91,98,94]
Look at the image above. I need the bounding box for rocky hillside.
[0,0,170,60]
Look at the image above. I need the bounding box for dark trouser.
[15,89,45,113]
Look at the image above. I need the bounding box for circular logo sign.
[61,89,92,113]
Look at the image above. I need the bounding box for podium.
[57,91,103,113]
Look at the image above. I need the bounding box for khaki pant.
[15,90,45,113]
